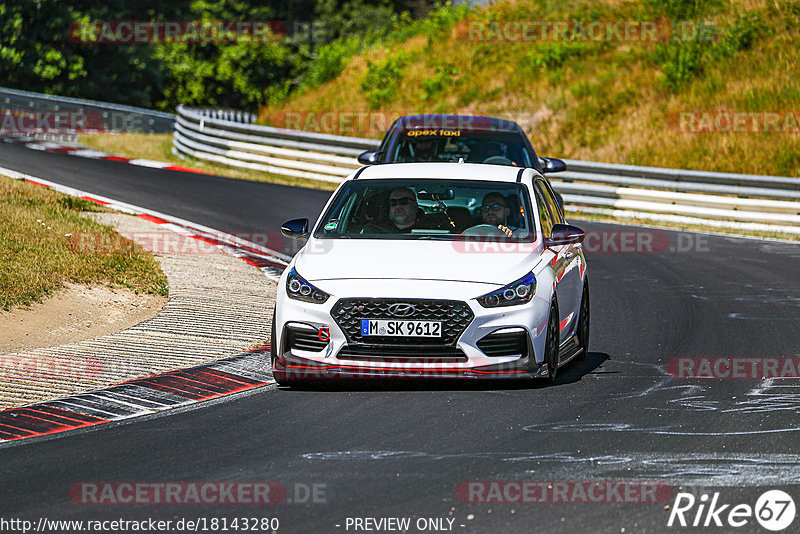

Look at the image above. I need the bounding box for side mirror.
[357,150,383,165]
[539,157,567,174]
[281,218,310,241]
[546,224,585,247]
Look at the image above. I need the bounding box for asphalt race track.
[0,141,329,254]
[2,141,800,533]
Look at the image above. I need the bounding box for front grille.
[330,298,474,346]
[337,345,468,363]
[477,330,528,357]
[284,325,329,352]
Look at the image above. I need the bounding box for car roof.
[352,162,536,183]
[395,114,523,133]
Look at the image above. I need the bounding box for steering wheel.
[483,156,513,165]
[460,224,508,237]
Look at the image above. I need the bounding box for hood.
[294,238,543,285]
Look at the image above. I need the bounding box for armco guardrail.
[173,105,374,182]
[173,105,800,234]
[0,86,175,136]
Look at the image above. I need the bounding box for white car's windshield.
[314,179,535,240]
[391,130,534,167]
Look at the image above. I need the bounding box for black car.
[357,114,567,176]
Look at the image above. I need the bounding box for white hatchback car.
[272,162,589,384]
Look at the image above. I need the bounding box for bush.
[360,54,406,109]
[655,9,765,91]
[642,0,725,19]
[421,64,458,100]
[388,2,472,43]
[716,10,765,56]
[660,39,705,90]
[524,42,599,70]
[297,3,471,95]
[306,37,365,87]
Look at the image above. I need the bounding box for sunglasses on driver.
[480,203,507,213]
[389,197,416,207]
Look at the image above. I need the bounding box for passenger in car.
[361,187,421,233]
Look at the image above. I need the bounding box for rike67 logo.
[667,490,796,531]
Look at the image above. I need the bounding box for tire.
[270,308,277,369]
[270,308,292,386]
[544,297,560,383]
[576,280,590,362]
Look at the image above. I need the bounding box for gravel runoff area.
[0,212,276,410]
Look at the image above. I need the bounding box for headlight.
[286,267,330,303]
[477,272,536,308]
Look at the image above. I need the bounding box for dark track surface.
[2,143,800,533]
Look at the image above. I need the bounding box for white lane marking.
[69,149,110,159]
[128,158,171,168]
[524,421,800,436]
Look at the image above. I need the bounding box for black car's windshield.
[314,179,535,240]
[391,130,534,167]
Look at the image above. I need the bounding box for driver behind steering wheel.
[469,192,517,237]
[481,142,519,166]
[411,138,436,161]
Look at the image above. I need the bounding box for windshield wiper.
[415,235,451,241]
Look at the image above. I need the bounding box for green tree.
[0,0,439,110]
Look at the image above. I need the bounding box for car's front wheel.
[270,308,277,369]
[270,309,292,386]
[544,297,560,383]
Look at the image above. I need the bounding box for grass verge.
[79,133,338,191]
[0,175,169,310]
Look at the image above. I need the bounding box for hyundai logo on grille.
[388,303,416,317]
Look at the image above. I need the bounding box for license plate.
[361,319,442,337]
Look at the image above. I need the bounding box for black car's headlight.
[286,267,330,303]
[477,272,537,308]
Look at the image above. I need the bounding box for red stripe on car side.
[284,364,528,375]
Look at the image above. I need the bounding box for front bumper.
[273,353,548,381]
[273,278,553,382]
